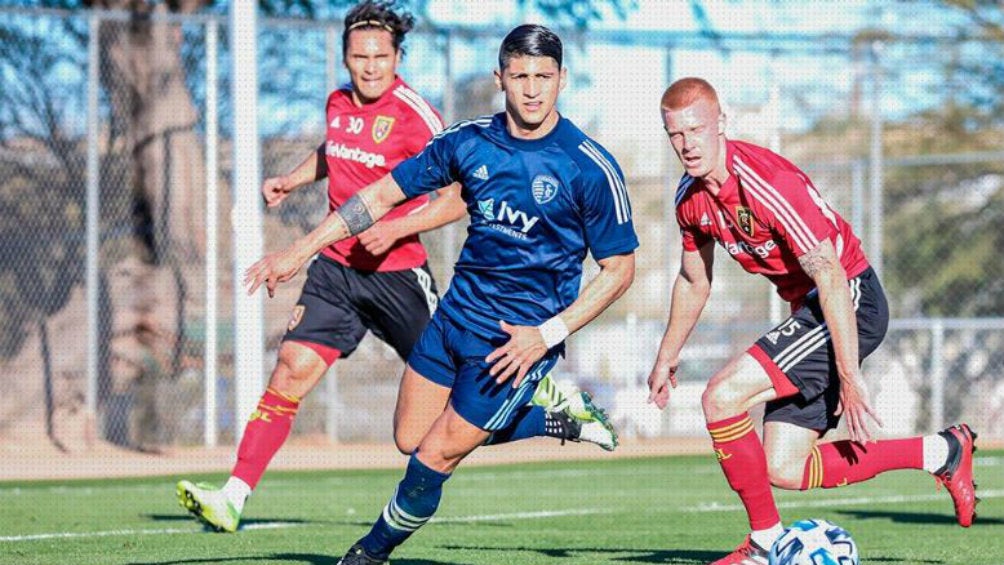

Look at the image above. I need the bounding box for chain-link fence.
[1,6,1002,453]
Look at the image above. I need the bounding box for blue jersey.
[392,113,639,340]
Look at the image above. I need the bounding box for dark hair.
[342,1,415,55]
[498,24,562,70]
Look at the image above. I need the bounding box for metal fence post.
[930,319,945,432]
[231,1,266,444]
[868,40,884,278]
[324,24,341,444]
[326,25,339,94]
[85,12,101,436]
[851,159,865,234]
[442,31,455,123]
[204,17,220,447]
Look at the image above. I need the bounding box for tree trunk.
[91,0,207,447]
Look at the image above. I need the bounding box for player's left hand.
[244,248,304,298]
[486,321,548,388]
[834,370,884,443]
[357,220,402,256]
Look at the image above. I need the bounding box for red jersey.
[322,77,444,271]
[675,139,870,306]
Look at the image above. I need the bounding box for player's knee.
[701,380,742,420]
[393,427,421,456]
[766,453,804,490]
[268,350,324,395]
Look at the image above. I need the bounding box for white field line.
[433,508,610,523]
[0,508,605,543]
[0,521,298,543]
[686,489,1004,513]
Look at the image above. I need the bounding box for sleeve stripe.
[426,116,493,146]
[734,156,819,253]
[580,141,629,225]
[675,174,696,206]
[579,140,630,225]
[393,86,443,135]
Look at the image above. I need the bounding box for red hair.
[660,77,720,112]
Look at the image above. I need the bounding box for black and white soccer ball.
[768,519,859,565]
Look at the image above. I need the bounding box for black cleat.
[542,400,618,451]
[336,544,386,565]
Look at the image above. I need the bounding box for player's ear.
[718,113,727,134]
[559,66,568,92]
[493,69,503,91]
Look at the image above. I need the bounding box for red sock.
[801,438,923,490]
[232,387,301,489]
[707,413,780,530]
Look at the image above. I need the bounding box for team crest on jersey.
[287,305,305,332]
[531,174,560,204]
[736,206,755,237]
[371,115,395,144]
[478,198,495,221]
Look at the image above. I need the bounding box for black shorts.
[749,267,889,433]
[283,255,439,360]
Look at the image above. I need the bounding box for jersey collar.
[342,75,406,109]
[495,112,569,150]
[709,139,740,201]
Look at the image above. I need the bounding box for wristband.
[538,316,569,349]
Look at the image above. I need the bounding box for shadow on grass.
[836,508,1004,526]
[146,513,315,530]
[126,554,465,565]
[439,544,722,564]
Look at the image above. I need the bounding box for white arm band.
[538,316,570,349]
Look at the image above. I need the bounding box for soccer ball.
[768,519,859,565]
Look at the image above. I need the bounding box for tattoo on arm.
[338,193,374,235]
[798,244,829,278]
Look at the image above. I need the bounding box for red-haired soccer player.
[649,77,978,564]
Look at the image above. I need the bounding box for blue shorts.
[408,311,559,431]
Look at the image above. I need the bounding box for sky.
[394,1,976,176]
[424,0,968,35]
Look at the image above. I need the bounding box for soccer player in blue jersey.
[245,24,639,565]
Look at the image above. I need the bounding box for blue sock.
[358,453,451,560]
[483,405,546,445]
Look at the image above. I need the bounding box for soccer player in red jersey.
[175,1,464,533]
[648,78,978,564]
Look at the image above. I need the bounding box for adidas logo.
[473,164,489,181]
[700,212,712,227]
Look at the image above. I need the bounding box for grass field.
[2,452,1002,565]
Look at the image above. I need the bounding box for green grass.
[2,452,1002,565]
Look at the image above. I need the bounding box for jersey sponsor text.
[326,141,387,169]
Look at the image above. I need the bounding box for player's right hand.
[647,359,678,410]
[244,247,304,298]
[834,370,883,444]
[262,176,293,208]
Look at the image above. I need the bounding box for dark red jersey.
[322,76,444,271]
[675,139,870,306]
